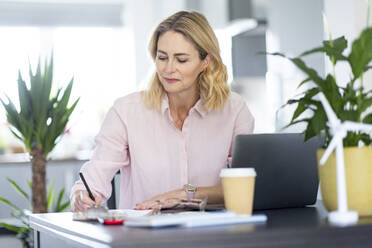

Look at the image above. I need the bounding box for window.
[0,2,136,158]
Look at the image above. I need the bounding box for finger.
[135,202,155,210]
[72,191,85,212]
[93,193,103,206]
[135,203,147,210]
[74,202,85,212]
[79,192,96,206]
[75,199,89,211]
[75,196,94,211]
[147,201,162,209]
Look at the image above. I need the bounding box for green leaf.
[322,36,348,62]
[57,202,70,212]
[55,188,65,212]
[1,97,23,137]
[349,27,372,78]
[282,118,310,130]
[0,197,21,213]
[300,46,325,57]
[26,179,32,190]
[17,73,33,119]
[339,110,359,122]
[364,65,372,72]
[321,75,343,113]
[0,222,22,234]
[9,129,24,143]
[360,133,372,146]
[290,57,325,87]
[300,36,348,63]
[363,113,372,123]
[47,182,55,212]
[10,212,27,224]
[291,102,307,122]
[257,51,286,57]
[7,178,29,200]
[307,106,327,140]
[359,97,372,113]
[297,78,311,89]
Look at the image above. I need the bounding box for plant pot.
[317,146,372,216]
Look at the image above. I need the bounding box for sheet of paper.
[72,208,152,221]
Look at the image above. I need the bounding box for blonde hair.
[143,11,230,111]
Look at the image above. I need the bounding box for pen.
[79,172,96,201]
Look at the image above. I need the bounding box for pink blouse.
[71,91,254,209]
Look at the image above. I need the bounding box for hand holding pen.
[71,173,102,212]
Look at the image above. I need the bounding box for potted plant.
[0,178,70,248]
[1,56,79,213]
[266,24,372,215]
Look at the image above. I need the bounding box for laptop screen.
[231,133,322,210]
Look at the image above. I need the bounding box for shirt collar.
[161,94,207,118]
[193,99,207,117]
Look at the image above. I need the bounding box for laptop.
[231,133,323,210]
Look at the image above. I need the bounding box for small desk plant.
[266,13,372,216]
[0,55,78,247]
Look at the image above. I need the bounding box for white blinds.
[0,1,124,27]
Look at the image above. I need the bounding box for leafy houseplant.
[267,25,372,215]
[0,178,70,248]
[270,28,372,145]
[1,56,79,213]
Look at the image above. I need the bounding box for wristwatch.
[183,183,197,200]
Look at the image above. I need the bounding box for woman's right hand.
[71,190,103,212]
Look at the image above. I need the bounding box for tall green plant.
[1,56,79,213]
[265,26,372,147]
[0,178,70,248]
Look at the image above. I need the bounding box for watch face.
[184,184,196,192]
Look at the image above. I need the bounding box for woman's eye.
[177,59,187,63]
[157,56,167,61]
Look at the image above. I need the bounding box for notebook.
[231,133,322,210]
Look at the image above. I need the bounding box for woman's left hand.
[135,189,185,210]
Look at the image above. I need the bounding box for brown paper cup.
[220,168,256,215]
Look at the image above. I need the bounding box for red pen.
[103,219,125,225]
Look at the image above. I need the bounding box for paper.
[124,211,267,228]
[72,208,152,221]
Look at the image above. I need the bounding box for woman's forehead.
[157,31,198,56]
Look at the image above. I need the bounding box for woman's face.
[155,31,208,97]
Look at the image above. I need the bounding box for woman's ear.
[203,54,211,70]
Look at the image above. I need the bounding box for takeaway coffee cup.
[220,168,256,215]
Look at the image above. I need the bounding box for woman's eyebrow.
[174,53,190,56]
[157,50,190,56]
[157,50,167,55]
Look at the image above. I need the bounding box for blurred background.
[0,0,372,241]
[0,0,371,158]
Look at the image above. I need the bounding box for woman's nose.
[164,60,176,74]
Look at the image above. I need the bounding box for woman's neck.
[167,90,199,129]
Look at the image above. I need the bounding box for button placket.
[180,132,188,185]
[181,113,193,184]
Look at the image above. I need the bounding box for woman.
[71,11,254,212]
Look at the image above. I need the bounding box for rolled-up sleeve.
[70,104,130,201]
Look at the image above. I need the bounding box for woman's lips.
[164,77,180,83]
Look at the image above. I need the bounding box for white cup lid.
[220,168,256,178]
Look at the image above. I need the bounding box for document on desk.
[73,208,153,221]
[124,211,267,228]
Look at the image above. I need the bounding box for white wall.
[264,0,324,132]
[123,0,186,88]
[324,0,372,91]
[123,0,230,89]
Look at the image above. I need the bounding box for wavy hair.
[143,11,229,111]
